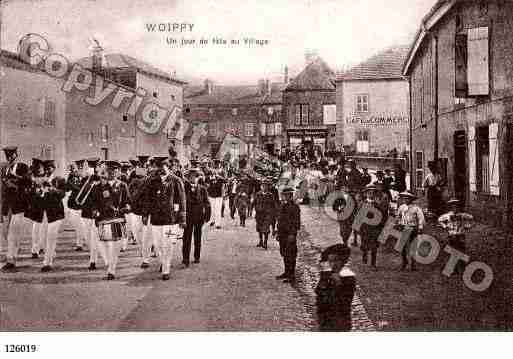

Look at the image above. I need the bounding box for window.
[415,151,424,189]
[100,125,108,142]
[209,108,214,115]
[267,123,275,136]
[476,126,490,193]
[275,122,282,136]
[355,130,369,153]
[152,91,158,98]
[40,97,56,127]
[245,123,255,137]
[40,144,53,159]
[268,107,274,116]
[294,104,309,125]
[101,147,109,160]
[356,95,369,112]
[185,107,191,114]
[86,131,94,143]
[232,108,238,116]
[323,104,336,125]
[260,123,266,136]
[455,27,489,97]
[122,114,128,122]
[171,94,176,101]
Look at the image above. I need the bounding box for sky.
[1,0,436,85]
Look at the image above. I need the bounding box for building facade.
[404,0,513,227]
[183,78,286,159]
[336,47,410,156]
[75,51,186,161]
[283,54,337,153]
[0,50,67,176]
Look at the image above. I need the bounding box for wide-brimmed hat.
[399,191,417,200]
[86,157,101,168]
[75,159,86,169]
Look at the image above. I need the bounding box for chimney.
[92,44,104,73]
[204,79,214,95]
[284,65,289,84]
[305,50,318,66]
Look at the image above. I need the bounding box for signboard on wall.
[346,113,407,127]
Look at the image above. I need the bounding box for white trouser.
[42,219,61,267]
[99,241,121,275]
[141,219,154,263]
[128,214,143,244]
[209,197,223,226]
[5,213,25,263]
[31,220,48,254]
[83,218,108,265]
[68,209,85,247]
[152,224,180,275]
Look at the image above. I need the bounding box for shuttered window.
[323,104,336,125]
[489,123,500,196]
[468,126,477,192]
[467,27,489,96]
[295,105,301,125]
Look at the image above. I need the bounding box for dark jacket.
[128,174,147,216]
[66,172,83,210]
[80,174,101,219]
[26,176,66,223]
[146,173,186,226]
[184,181,211,225]
[254,190,278,233]
[277,201,301,236]
[1,161,31,216]
[90,180,130,224]
[316,269,356,331]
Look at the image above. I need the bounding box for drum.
[97,217,127,242]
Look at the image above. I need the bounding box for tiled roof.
[184,83,285,105]
[285,57,336,91]
[76,53,186,85]
[337,46,410,81]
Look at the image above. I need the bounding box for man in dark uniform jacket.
[182,168,211,267]
[316,244,355,331]
[66,159,87,251]
[275,187,300,283]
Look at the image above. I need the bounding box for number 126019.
[4,344,38,353]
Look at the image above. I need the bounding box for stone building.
[0,50,67,176]
[183,77,286,159]
[403,0,513,227]
[283,53,337,152]
[336,46,410,156]
[75,49,186,161]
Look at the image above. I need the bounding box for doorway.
[453,131,467,205]
[265,143,275,155]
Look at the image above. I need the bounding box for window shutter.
[489,122,500,196]
[468,126,477,192]
[467,27,489,96]
[39,97,46,126]
[295,105,301,125]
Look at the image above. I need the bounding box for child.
[235,191,250,227]
[438,198,473,271]
[396,191,425,271]
[315,243,355,331]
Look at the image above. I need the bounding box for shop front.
[287,129,328,152]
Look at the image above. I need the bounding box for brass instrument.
[75,175,99,206]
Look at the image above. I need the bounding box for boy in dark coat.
[275,187,300,283]
[316,244,355,331]
[235,191,250,227]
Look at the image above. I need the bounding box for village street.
[2,203,508,331]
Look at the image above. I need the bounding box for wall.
[0,66,66,176]
[340,79,409,154]
[135,72,185,159]
[283,90,336,129]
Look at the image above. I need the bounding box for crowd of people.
[0,143,474,331]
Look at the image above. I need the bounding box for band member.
[126,157,144,248]
[1,146,31,271]
[254,178,277,250]
[39,160,66,271]
[66,159,87,251]
[227,175,240,220]
[145,157,186,280]
[332,187,358,246]
[206,166,225,229]
[182,168,211,267]
[276,187,300,283]
[360,184,388,269]
[90,161,130,280]
[26,158,48,258]
[78,157,107,270]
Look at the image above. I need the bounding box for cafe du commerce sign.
[346,113,408,127]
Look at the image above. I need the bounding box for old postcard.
[0,0,511,355]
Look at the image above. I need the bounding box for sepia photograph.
[0,0,512,355]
